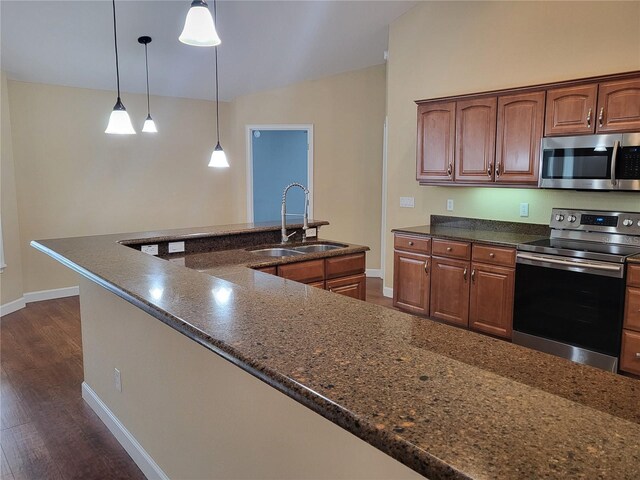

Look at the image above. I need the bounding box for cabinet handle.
[487,162,493,177]
[408,241,414,246]
[586,108,592,128]
[446,247,452,252]
[495,163,501,177]
[598,107,604,127]
[471,268,475,282]
[447,163,453,177]
[424,260,429,275]
[636,352,640,359]
[489,252,495,258]
[463,267,468,281]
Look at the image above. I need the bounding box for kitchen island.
[32,222,640,480]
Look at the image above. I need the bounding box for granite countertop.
[32,221,640,480]
[628,254,640,264]
[392,225,548,247]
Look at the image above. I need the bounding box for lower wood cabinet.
[252,253,366,301]
[326,274,366,300]
[393,233,515,340]
[620,330,640,376]
[393,250,430,315]
[429,256,470,327]
[469,262,514,339]
[621,265,640,376]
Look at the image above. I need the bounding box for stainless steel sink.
[250,248,303,257]
[289,243,347,253]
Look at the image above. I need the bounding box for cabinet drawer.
[278,259,325,283]
[254,266,277,275]
[628,264,640,287]
[325,253,365,280]
[624,286,640,332]
[472,244,516,267]
[394,234,431,254]
[620,329,640,376]
[432,239,471,260]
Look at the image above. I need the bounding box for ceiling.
[1,0,416,101]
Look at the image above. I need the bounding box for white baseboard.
[383,286,393,298]
[1,286,80,317]
[24,286,79,303]
[0,297,26,317]
[82,382,169,480]
[365,269,383,278]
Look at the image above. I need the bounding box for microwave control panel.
[620,146,640,179]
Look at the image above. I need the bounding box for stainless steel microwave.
[539,133,640,191]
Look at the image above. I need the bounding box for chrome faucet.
[281,183,310,243]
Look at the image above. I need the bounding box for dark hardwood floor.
[0,279,394,479]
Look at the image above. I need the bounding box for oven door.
[539,134,622,190]
[513,253,625,371]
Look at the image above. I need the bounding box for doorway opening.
[246,125,313,223]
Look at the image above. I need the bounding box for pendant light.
[138,36,157,133]
[105,0,135,135]
[208,45,229,168]
[208,0,228,168]
[179,0,221,47]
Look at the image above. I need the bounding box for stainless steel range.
[514,208,640,372]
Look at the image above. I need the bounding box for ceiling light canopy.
[179,0,221,47]
[106,0,135,135]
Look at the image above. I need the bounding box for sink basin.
[250,248,303,257]
[290,243,347,253]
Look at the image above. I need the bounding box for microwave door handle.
[610,140,620,187]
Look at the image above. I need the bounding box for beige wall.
[0,73,24,304]
[7,81,238,294]
[385,1,640,287]
[229,65,386,270]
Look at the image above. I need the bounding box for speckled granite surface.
[32,222,640,480]
[628,254,640,264]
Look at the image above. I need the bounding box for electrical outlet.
[400,196,415,208]
[141,244,158,255]
[519,203,529,217]
[114,368,122,392]
[168,241,185,253]
[306,227,317,238]
[447,199,454,211]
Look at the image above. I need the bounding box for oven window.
[514,263,624,356]
[541,148,613,179]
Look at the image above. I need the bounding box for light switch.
[519,203,529,217]
[400,197,415,208]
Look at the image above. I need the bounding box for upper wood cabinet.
[455,97,497,183]
[597,78,640,133]
[495,91,545,185]
[416,102,455,182]
[545,84,597,136]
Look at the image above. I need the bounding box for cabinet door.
[597,78,640,133]
[455,97,497,182]
[430,257,470,327]
[469,263,514,339]
[545,84,597,136]
[416,102,455,182]
[326,274,366,300]
[393,251,430,315]
[495,91,545,185]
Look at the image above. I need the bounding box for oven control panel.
[550,208,640,235]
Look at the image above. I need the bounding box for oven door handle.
[516,252,623,275]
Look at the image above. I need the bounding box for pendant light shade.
[106,98,136,134]
[179,0,221,47]
[142,114,158,133]
[106,0,135,134]
[208,142,229,168]
[138,36,157,133]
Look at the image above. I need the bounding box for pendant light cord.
[111,0,121,99]
[144,44,150,115]
[213,0,220,143]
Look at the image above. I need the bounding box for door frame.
[246,124,314,223]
